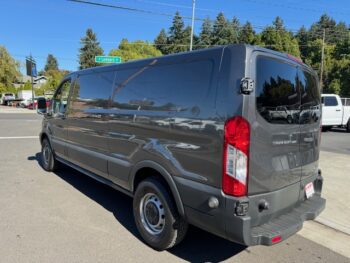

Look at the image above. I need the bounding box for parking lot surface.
[321,128,350,155]
[0,108,349,262]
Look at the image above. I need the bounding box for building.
[14,75,48,89]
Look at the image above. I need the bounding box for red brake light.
[222,116,250,197]
[271,235,282,243]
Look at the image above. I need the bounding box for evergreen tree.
[212,13,235,45]
[198,17,213,48]
[154,29,168,54]
[44,54,59,72]
[78,28,104,70]
[261,17,300,57]
[296,26,309,60]
[239,22,256,44]
[309,14,337,43]
[167,12,188,53]
[231,17,240,44]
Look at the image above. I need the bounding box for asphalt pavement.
[0,107,349,262]
[321,128,350,155]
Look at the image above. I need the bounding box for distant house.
[14,75,48,89]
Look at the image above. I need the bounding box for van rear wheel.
[133,178,188,251]
[347,120,350,133]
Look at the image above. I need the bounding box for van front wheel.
[133,178,188,251]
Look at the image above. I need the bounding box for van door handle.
[336,109,341,112]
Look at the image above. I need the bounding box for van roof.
[73,44,314,76]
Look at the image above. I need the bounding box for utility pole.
[30,55,34,110]
[320,28,326,90]
[190,0,196,51]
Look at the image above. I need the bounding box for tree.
[78,28,104,70]
[109,39,162,62]
[167,12,189,53]
[44,54,59,72]
[231,17,240,44]
[0,46,20,92]
[260,17,300,57]
[154,29,168,54]
[239,22,256,44]
[296,26,309,60]
[37,69,70,95]
[212,12,236,45]
[198,17,213,48]
[309,14,337,43]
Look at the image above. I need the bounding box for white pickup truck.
[321,94,350,132]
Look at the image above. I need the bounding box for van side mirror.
[37,97,47,114]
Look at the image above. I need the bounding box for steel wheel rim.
[43,144,51,166]
[139,193,165,235]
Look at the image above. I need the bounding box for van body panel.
[107,48,225,188]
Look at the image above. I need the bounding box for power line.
[243,0,350,17]
[68,0,197,20]
[69,0,350,39]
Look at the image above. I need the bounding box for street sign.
[26,57,37,77]
[95,56,122,63]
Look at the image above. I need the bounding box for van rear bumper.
[248,195,325,245]
[176,175,325,246]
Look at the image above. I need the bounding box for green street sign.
[95,56,122,63]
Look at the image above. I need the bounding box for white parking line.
[0,136,38,139]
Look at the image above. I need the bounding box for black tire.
[41,138,58,172]
[133,177,188,251]
[347,120,350,133]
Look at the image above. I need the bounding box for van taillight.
[223,116,250,197]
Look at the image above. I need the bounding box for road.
[321,128,350,155]
[0,109,349,262]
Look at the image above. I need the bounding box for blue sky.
[1,0,349,72]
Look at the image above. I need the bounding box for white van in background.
[18,90,35,107]
[321,94,350,132]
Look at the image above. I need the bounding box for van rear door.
[248,54,302,195]
[298,69,321,182]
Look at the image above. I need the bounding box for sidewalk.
[0,105,36,114]
[317,151,350,235]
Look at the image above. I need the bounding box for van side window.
[70,71,115,114]
[52,79,71,115]
[111,60,214,112]
[256,56,300,124]
[323,96,338,106]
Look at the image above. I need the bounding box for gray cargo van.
[37,45,325,250]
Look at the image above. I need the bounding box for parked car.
[0,93,15,105]
[37,45,325,250]
[321,94,350,132]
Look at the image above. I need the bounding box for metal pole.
[320,29,326,90]
[190,0,196,51]
[30,55,35,110]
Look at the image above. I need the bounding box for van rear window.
[256,56,300,124]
